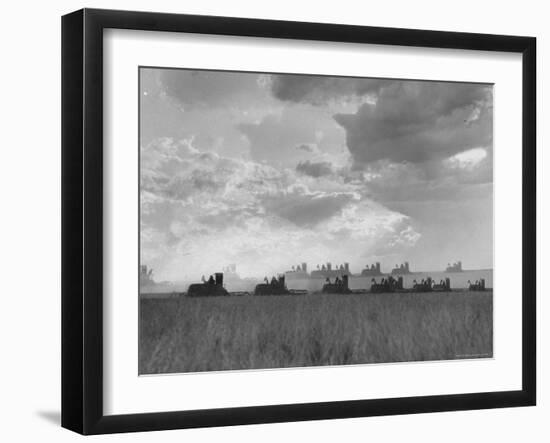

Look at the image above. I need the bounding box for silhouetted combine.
[468,278,486,291]
[433,278,451,291]
[446,261,463,272]
[370,276,403,293]
[254,275,291,296]
[187,273,229,297]
[322,274,352,294]
[412,277,451,292]
[391,262,411,275]
[361,262,383,277]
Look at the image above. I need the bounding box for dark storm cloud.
[296,160,334,178]
[270,74,391,104]
[262,190,355,227]
[360,159,493,206]
[334,82,493,166]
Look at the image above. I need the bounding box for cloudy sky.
[140,68,493,281]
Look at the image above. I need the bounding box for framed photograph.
[62,8,536,435]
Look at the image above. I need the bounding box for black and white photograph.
[138,68,494,375]
[0,0,545,438]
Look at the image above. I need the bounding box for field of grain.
[139,291,493,374]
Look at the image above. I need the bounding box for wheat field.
[139,291,493,374]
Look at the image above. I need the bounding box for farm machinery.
[322,274,352,294]
[181,264,467,297]
[412,277,451,292]
[187,273,229,297]
[254,275,291,296]
[370,276,403,293]
[254,275,307,296]
[468,278,486,291]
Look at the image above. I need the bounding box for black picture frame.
[61,8,536,435]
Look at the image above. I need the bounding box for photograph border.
[62,8,536,435]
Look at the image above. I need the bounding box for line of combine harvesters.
[186,264,487,297]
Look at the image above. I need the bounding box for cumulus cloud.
[140,137,418,280]
[140,68,494,277]
[334,81,493,166]
[350,153,492,206]
[324,203,421,261]
[268,75,493,206]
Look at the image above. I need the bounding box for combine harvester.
[186,273,249,297]
[321,275,352,294]
[183,269,459,297]
[186,273,229,297]
[369,276,404,293]
[254,275,307,296]
[411,277,451,292]
[368,276,452,293]
[468,278,486,291]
